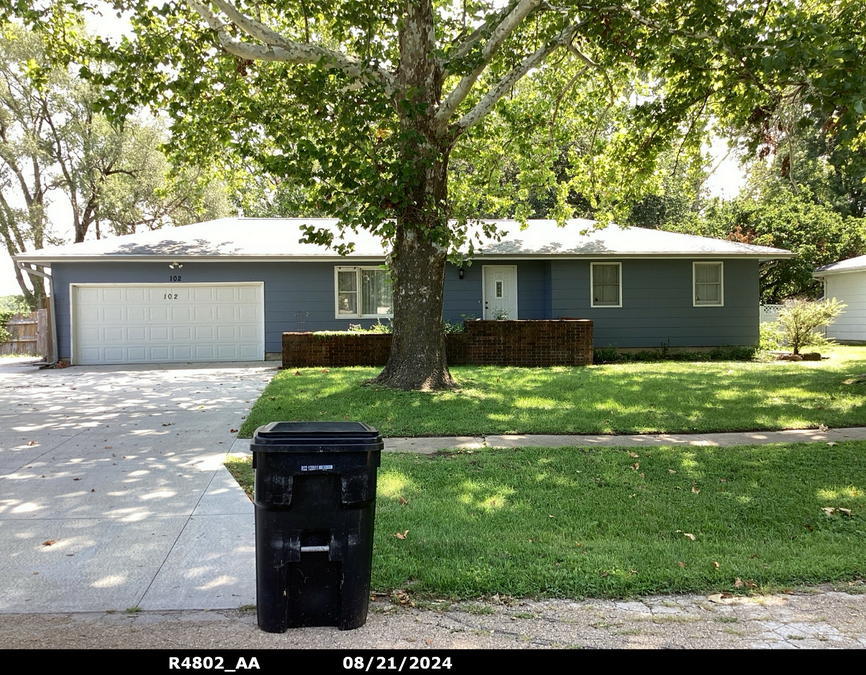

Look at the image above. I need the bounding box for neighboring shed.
[814,255,866,342]
[13,218,793,365]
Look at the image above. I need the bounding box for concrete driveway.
[0,358,276,614]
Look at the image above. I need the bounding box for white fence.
[760,304,783,324]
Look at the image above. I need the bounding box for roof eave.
[16,252,794,264]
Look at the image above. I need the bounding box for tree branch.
[185,0,394,91]
[446,0,520,64]
[434,0,542,129]
[450,21,581,138]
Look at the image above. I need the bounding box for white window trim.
[693,261,724,307]
[590,262,622,308]
[334,266,394,319]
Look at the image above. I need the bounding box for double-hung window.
[335,267,393,318]
[591,263,621,307]
[693,262,723,306]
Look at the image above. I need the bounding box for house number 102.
[169,275,182,281]
[164,293,178,300]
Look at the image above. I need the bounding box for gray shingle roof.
[814,254,866,275]
[14,217,793,262]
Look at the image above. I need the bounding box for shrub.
[0,310,15,344]
[348,319,392,334]
[759,322,786,351]
[776,298,846,354]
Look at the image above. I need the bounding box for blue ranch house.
[14,218,793,365]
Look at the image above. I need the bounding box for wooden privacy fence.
[0,310,49,356]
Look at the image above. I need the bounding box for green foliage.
[442,318,467,334]
[593,344,757,364]
[0,295,32,313]
[776,298,846,355]
[348,320,392,334]
[759,322,786,352]
[0,309,14,344]
[674,193,866,301]
[0,18,231,307]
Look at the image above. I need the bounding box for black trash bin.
[252,421,383,632]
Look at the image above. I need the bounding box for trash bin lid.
[252,421,383,449]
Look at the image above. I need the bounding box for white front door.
[483,266,518,320]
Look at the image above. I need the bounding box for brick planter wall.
[283,319,593,368]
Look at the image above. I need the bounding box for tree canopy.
[0,16,231,307]
[6,0,865,385]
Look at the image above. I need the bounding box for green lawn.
[239,346,866,437]
[229,441,866,599]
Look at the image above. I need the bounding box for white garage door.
[72,283,265,365]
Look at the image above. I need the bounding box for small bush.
[593,343,756,364]
[760,322,786,351]
[0,310,15,344]
[348,319,392,334]
[777,298,846,354]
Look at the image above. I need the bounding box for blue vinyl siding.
[551,259,759,347]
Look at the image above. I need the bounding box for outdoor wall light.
[458,267,464,280]
[169,262,184,269]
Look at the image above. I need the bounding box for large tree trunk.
[373,220,454,390]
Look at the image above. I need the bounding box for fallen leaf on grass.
[712,561,720,569]
[631,462,639,470]
[677,561,686,568]
[691,486,700,494]
[393,530,409,540]
[734,577,743,588]
[676,530,696,541]
[398,496,408,505]
[669,469,677,474]
[629,452,639,458]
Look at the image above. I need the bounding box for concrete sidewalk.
[378,425,866,453]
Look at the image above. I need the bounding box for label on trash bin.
[301,464,334,472]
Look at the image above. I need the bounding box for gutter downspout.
[16,262,58,368]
